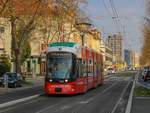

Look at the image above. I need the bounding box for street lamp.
[75,22,92,46]
[0,26,5,54]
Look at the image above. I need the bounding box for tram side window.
[77,59,83,77]
[100,62,104,74]
[82,60,87,77]
[88,59,93,76]
[97,62,101,76]
[94,62,97,76]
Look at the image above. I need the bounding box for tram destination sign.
[49,52,71,57]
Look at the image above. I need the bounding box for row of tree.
[140,0,150,66]
[0,0,86,73]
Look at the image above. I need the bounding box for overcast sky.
[81,0,146,53]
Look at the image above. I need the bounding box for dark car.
[0,73,22,88]
[143,70,150,82]
[0,75,3,86]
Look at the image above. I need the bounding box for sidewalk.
[131,97,150,113]
[0,76,44,95]
[131,73,150,113]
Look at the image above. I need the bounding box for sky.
[80,0,146,53]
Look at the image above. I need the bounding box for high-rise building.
[124,49,132,68]
[124,49,140,69]
[107,33,123,63]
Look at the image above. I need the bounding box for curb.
[0,94,42,109]
[104,75,114,79]
[125,74,137,113]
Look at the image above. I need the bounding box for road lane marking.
[35,82,119,113]
[134,97,150,99]
[0,82,115,113]
[111,80,132,113]
[0,77,128,113]
[0,94,41,109]
[57,82,121,113]
[36,102,66,113]
[125,74,136,113]
[68,82,124,113]
[0,95,43,113]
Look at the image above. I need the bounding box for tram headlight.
[49,79,52,82]
[65,79,68,83]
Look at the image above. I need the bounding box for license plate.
[55,87,62,92]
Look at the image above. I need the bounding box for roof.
[49,42,77,47]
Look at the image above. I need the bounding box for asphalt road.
[0,76,132,113]
[131,97,150,113]
[0,86,43,104]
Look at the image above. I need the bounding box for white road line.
[111,80,131,113]
[36,102,63,113]
[0,97,42,113]
[125,75,136,113]
[0,94,41,109]
[0,78,127,113]
[78,82,119,105]
[134,97,150,99]
[37,82,119,113]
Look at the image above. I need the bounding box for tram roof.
[49,42,77,47]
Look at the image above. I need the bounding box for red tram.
[44,42,104,94]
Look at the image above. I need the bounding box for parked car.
[0,75,3,86]
[0,72,22,88]
[107,68,115,75]
[143,70,150,82]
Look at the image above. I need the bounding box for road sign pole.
[4,74,8,89]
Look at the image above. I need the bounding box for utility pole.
[75,22,92,46]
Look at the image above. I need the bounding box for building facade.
[28,22,103,77]
[124,49,132,68]
[107,33,123,64]
[0,15,103,77]
[100,40,113,70]
[124,49,140,69]
[0,18,11,57]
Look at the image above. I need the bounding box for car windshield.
[108,68,113,70]
[146,71,150,76]
[46,52,76,79]
[7,73,17,79]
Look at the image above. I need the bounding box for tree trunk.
[15,48,21,73]
[10,17,21,73]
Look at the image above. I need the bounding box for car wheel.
[18,83,22,87]
[144,78,147,82]
[14,83,17,88]
[2,84,4,87]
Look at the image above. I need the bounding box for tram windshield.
[46,52,76,80]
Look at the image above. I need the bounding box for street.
[131,97,150,113]
[0,76,132,113]
[0,86,43,104]
[0,0,149,113]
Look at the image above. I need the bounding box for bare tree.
[140,0,150,66]
[0,0,87,73]
[0,0,55,73]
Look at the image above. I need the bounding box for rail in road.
[0,76,133,113]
